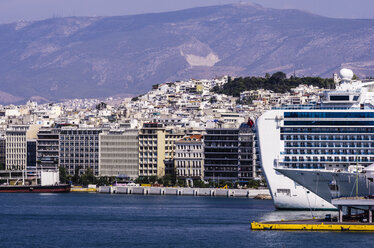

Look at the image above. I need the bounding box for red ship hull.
[0,184,71,193]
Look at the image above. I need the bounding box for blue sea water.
[0,193,373,248]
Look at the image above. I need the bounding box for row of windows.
[60,159,98,163]
[139,170,157,175]
[60,142,98,146]
[140,152,157,156]
[139,164,157,168]
[285,142,374,148]
[205,166,238,171]
[60,130,101,135]
[140,159,157,163]
[61,136,98,140]
[284,149,374,155]
[280,163,333,169]
[61,148,98,152]
[281,135,374,141]
[176,160,202,167]
[284,112,374,119]
[285,121,374,126]
[283,156,374,162]
[60,154,98,157]
[281,127,374,133]
[177,169,202,176]
[176,145,202,150]
[175,153,203,158]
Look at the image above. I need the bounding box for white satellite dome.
[339,68,354,81]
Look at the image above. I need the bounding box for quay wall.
[98,186,269,198]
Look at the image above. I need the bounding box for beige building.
[6,125,40,170]
[138,123,184,178]
[164,130,185,175]
[175,135,204,180]
[139,123,165,178]
[99,129,139,179]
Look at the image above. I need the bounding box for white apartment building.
[175,135,204,180]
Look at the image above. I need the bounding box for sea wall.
[98,186,270,198]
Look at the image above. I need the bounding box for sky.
[0,0,373,24]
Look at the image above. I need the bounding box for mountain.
[0,3,374,104]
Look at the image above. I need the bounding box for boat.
[0,184,71,193]
[0,170,71,193]
[256,68,374,209]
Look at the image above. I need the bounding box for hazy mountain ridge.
[0,3,374,103]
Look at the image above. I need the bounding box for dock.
[98,185,269,198]
[252,196,374,231]
[251,219,374,231]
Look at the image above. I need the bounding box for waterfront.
[1,194,374,248]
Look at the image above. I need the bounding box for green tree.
[71,167,81,185]
[212,72,334,96]
[59,166,69,184]
[80,168,96,186]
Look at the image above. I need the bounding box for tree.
[71,167,80,185]
[80,168,96,186]
[212,72,334,96]
[270,71,287,82]
[59,166,69,184]
[96,102,107,110]
[352,74,359,80]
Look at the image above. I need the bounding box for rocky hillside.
[0,3,374,103]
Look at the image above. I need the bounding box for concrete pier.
[332,197,374,223]
[98,186,269,198]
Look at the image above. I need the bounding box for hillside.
[0,3,374,103]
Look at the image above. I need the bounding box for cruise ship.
[256,68,374,209]
[276,164,374,203]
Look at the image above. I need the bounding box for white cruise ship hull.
[256,110,335,209]
[276,168,374,202]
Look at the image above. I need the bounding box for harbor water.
[1,193,374,248]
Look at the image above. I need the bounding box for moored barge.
[0,184,71,193]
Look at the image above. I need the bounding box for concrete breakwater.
[98,186,270,198]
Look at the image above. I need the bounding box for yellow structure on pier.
[70,186,97,192]
[251,221,374,231]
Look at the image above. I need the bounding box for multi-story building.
[99,129,139,179]
[26,140,37,172]
[6,125,40,171]
[175,135,204,180]
[204,128,239,181]
[138,123,165,178]
[59,127,102,176]
[0,135,5,170]
[36,128,60,171]
[138,123,184,178]
[164,130,185,175]
[204,125,259,182]
[238,123,259,180]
